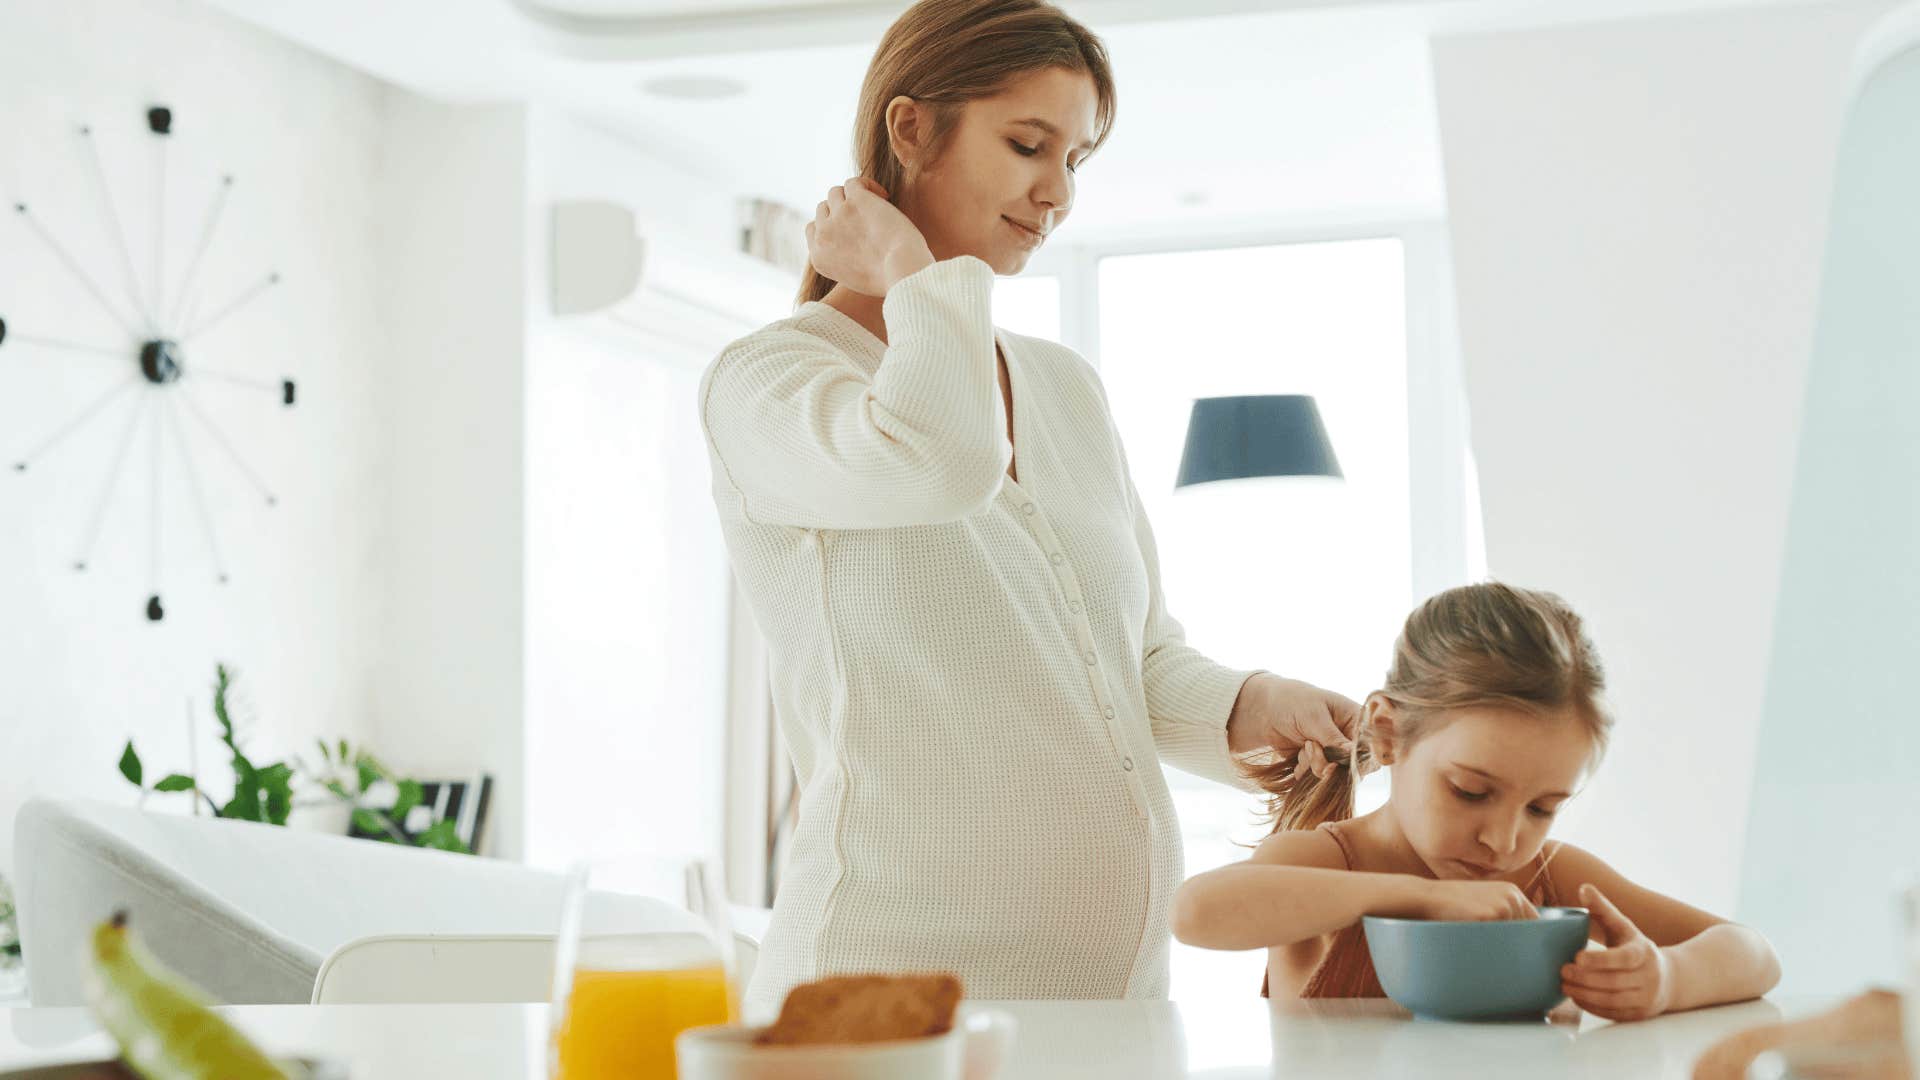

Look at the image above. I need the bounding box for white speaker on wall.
[551,199,645,316]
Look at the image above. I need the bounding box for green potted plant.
[117,664,471,854]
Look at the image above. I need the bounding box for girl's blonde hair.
[796,0,1117,306]
[1243,582,1613,835]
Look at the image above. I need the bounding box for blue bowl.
[1362,906,1591,1021]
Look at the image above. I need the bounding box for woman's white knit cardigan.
[699,255,1257,1016]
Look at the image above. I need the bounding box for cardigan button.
[1104,707,1116,719]
[1023,502,1037,515]
[1084,652,1097,665]
[1121,757,1135,771]
[1068,600,1082,613]
[1049,553,1065,566]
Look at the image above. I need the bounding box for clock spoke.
[14,203,142,337]
[165,396,229,586]
[77,124,157,333]
[178,386,278,507]
[167,175,232,334]
[188,366,281,395]
[12,376,141,472]
[8,332,127,361]
[152,109,170,325]
[74,389,150,573]
[148,391,163,613]
[180,270,279,344]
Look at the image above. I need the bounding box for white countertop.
[0,995,1835,1078]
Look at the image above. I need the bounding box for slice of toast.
[753,973,964,1046]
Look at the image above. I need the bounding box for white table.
[0,996,1833,1077]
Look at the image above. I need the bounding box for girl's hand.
[1412,879,1539,922]
[805,177,935,297]
[1561,883,1675,1021]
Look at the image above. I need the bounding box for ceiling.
[203,0,1823,238]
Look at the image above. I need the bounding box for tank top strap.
[1526,842,1566,907]
[1315,819,1361,870]
[1262,820,1365,999]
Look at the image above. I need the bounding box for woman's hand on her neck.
[806,176,935,301]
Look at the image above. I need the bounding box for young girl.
[1170,583,1780,1021]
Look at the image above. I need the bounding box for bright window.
[993,275,1062,341]
[1097,237,1412,1001]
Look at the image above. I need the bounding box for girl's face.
[898,66,1096,276]
[1382,706,1595,881]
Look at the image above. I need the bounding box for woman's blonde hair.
[795,0,1117,306]
[1243,582,1613,835]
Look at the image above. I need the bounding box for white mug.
[676,1007,1017,1080]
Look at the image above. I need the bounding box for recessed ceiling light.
[641,75,748,101]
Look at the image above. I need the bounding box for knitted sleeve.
[699,256,1010,529]
[1126,465,1263,790]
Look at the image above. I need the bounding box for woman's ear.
[885,95,929,172]
[1364,695,1402,766]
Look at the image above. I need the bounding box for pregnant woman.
[698,0,1360,1017]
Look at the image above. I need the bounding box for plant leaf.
[315,738,332,764]
[391,779,423,822]
[222,778,263,822]
[258,762,294,826]
[154,774,196,793]
[350,808,385,835]
[212,665,238,746]
[325,780,352,801]
[355,760,379,794]
[414,819,470,854]
[117,741,143,787]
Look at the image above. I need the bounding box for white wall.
[0,0,544,869]
[1738,16,1920,992]
[369,97,530,860]
[1431,1,1891,916]
[520,110,780,873]
[0,0,389,869]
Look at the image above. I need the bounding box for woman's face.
[899,66,1097,275]
[1383,706,1594,881]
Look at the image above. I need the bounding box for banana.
[84,911,298,1080]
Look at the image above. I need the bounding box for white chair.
[12,798,762,1006]
[311,931,759,1004]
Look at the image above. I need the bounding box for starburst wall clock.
[2,104,294,623]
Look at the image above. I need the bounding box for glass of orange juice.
[548,855,738,1080]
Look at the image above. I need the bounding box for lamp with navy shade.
[1174,394,1342,489]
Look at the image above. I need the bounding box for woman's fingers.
[1324,690,1364,743]
[1297,702,1350,756]
[1299,741,1332,780]
[1288,745,1317,783]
